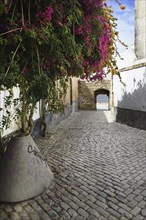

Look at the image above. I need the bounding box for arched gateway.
[78,80,111,110]
[95,89,110,110]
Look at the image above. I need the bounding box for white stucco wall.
[135,0,146,59]
[0,87,40,137]
[113,48,146,112]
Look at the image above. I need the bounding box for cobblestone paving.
[0,110,146,220]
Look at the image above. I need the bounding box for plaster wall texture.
[72,77,79,101]
[135,0,146,59]
[114,48,146,112]
[63,77,79,106]
[63,80,70,105]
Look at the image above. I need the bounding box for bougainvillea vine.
[0,0,126,134]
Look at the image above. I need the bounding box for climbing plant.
[0,0,126,137]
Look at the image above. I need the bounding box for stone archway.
[95,89,110,110]
[78,80,111,110]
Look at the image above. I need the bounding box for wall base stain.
[116,107,146,130]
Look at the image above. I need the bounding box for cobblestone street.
[0,110,146,220]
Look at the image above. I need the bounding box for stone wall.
[78,80,111,110]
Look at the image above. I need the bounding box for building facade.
[78,79,111,111]
[0,78,79,139]
[114,0,146,130]
[135,0,146,59]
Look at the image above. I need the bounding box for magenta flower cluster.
[44,6,53,22]
[36,5,53,24]
[98,16,109,60]
[74,0,110,81]
[0,0,111,82]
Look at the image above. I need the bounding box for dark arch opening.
[95,89,110,110]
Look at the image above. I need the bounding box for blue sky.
[107,0,135,53]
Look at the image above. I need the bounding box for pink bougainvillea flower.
[75,25,83,35]
[44,6,54,22]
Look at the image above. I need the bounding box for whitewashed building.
[113,0,146,130]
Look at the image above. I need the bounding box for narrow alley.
[0,110,145,220]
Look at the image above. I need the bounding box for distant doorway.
[95,89,110,110]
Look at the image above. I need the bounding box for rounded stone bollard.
[0,134,53,202]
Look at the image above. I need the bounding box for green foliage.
[0,89,14,134]
[47,78,67,114]
[0,0,121,135]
